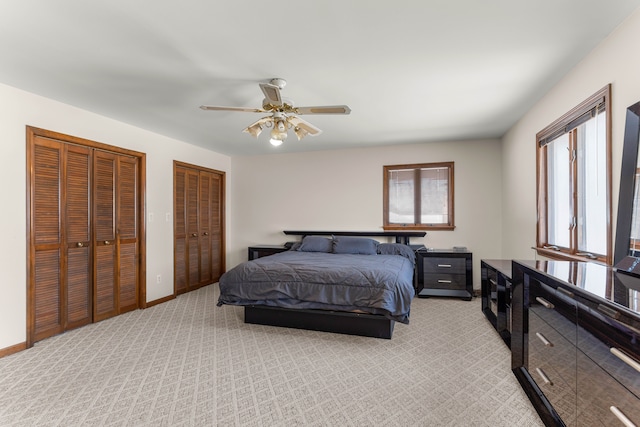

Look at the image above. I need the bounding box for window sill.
[384,225,455,231]
[534,247,609,265]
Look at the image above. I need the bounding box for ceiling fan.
[200,78,351,146]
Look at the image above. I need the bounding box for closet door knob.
[104,240,110,245]
[203,232,209,236]
[191,233,197,237]
[76,242,84,248]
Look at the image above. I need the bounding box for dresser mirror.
[614,100,640,266]
[614,102,640,265]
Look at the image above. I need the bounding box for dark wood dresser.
[512,260,640,427]
[481,259,513,347]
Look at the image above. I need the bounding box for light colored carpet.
[0,284,543,426]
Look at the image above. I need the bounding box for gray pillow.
[377,243,416,264]
[332,236,379,255]
[298,235,333,253]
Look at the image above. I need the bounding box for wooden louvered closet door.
[28,127,144,346]
[205,173,224,283]
[174,162,224,295]
[94,151,118,321]
[174,166,188,294]
[117,156,139,313]
[31,137,93,343]
[94,151,140,322]
[65,144,93,330]
[187,169,200,288]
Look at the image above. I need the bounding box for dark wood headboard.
[282,230,426,245]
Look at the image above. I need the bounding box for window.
[383,162,454,230]
[536,85,611,264]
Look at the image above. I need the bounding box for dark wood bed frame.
[243,230,425,339]
[245,306,396,339]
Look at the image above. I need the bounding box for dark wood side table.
[480,259,512,347]
[416,249,473,300]
[248,245,288,260]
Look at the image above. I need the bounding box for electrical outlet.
[148,212,154,223]
[165,212,171,222]
[156,274,161,284]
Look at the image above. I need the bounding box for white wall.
[501,8,640,261]
[0,82,231,350]
[230,139,503,288]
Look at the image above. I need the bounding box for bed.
[217,233,420,339]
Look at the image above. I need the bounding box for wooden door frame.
[26,126,147,348]
[173,160,226,295]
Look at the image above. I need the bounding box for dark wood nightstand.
[247,245,288,260]
[416,249,473,300]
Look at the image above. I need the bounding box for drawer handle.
[556,287,574,298]
[437,264,452,268]
[598,304,621,320]
[438,280,452,283]
[535,296,554,309]
[536,332,554,347]
[609,406,636,427]
[535,367,553,386]
[610,348,640,374]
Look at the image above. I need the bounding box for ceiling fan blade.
[200,105,265,113]
[259,83,283,106]
[294,105,351,115]
[288,116,322,140]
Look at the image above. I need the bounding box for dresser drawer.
[423,273,466,290]
[529,312,577,394]
[528,318,578,425]
[577,350,640,426]
[577,321,640,399]
[530,280,577,345]
[422,257,466,274]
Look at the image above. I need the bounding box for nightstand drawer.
[423,273,466,290]
[422,257,466,274]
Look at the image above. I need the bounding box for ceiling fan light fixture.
[243,123,263,138]
[294,126,309,141]
[200,78,350,147]
[269,123,287,146]
[269,135,285,146]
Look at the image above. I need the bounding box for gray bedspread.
[217,251,415,324]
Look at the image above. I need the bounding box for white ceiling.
[1,1,639,156]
